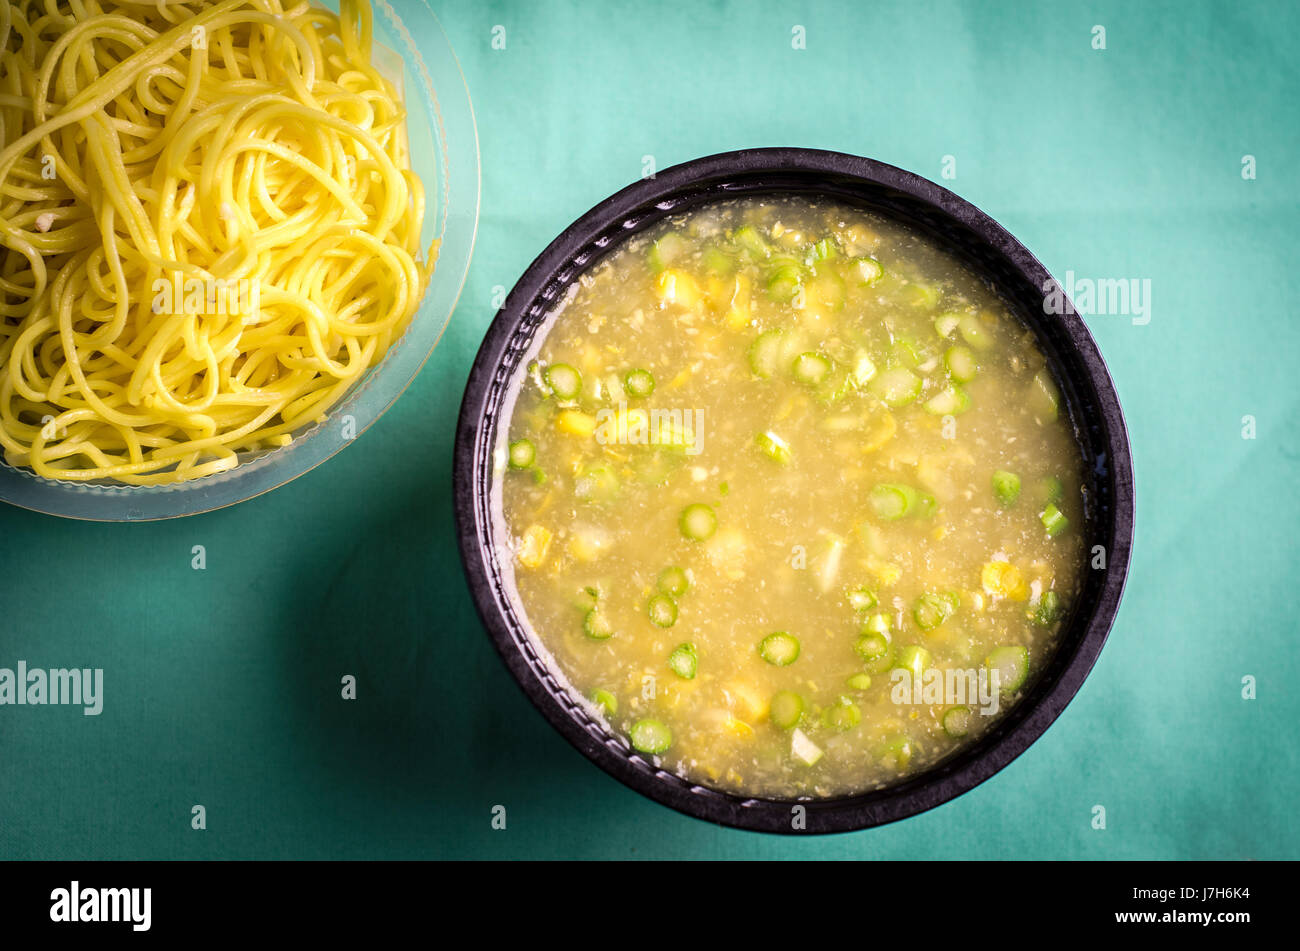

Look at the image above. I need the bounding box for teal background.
[2,0,1297,860]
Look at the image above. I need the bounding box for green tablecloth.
[2,0,1297,860]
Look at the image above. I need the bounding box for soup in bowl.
[456,150,1132,832]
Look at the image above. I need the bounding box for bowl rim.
[454,147,1134,834]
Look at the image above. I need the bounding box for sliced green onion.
[791,351,833,386]
[769,690,805,730]
[934,312,962,338]
[703,245,735,275]
[668,642,697,679]
[868,366,922,406]
[887,339,919,370]
[629,718,672,754]
[923,385,971,415]
[903,282,940,308]
[822,695,861,732]
[647,594,678,628]
[507,439,536,469]
[913,592,957,631]
[679,503,717,541]
[985,645,1029,692]
[1031,590,1063,627]
[765,257,804,302]
[758,632,801,666]
[958,313,994,351]
[543,362,582,400]
[944,344,978,382]
[856,616,893,668]
[894,644,932,679]
[852,256,884,286]
[870,482,918,520]
[624,368,655,398]
[817,370,857,406]
[1041,503,1069,537]
[857,618,894,670]
[865,647,896,674]
[875,733,914,770]
[755,429,792,464]
[851,352,877,386]
[855,631,890,662]
[992,469,1022,506]
[863,612,891,635]
[1028,369,1060,422]
[583,608,614,640]
[748,329,784,379]
[942,705,972,738]
[808,236,838,262]
[590,689,617,715]
[657,565,690,598]
[574,464,620,503]
[845,672,873,691]
[1041,475,1064,503]
[733,224,771,258]
[847,585,878,612]
[574,585,601,612]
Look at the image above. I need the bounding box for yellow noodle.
[0,0,434,484]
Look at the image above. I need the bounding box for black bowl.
[454,148,1134,834]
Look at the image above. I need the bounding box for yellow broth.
[495,197,1085,798]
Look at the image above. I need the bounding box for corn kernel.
[654,269,701,308]
[517,525,552,569]
[556,410,596,437]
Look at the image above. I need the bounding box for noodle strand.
[0,0,434,484]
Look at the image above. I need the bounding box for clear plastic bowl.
[0,0,479,520]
